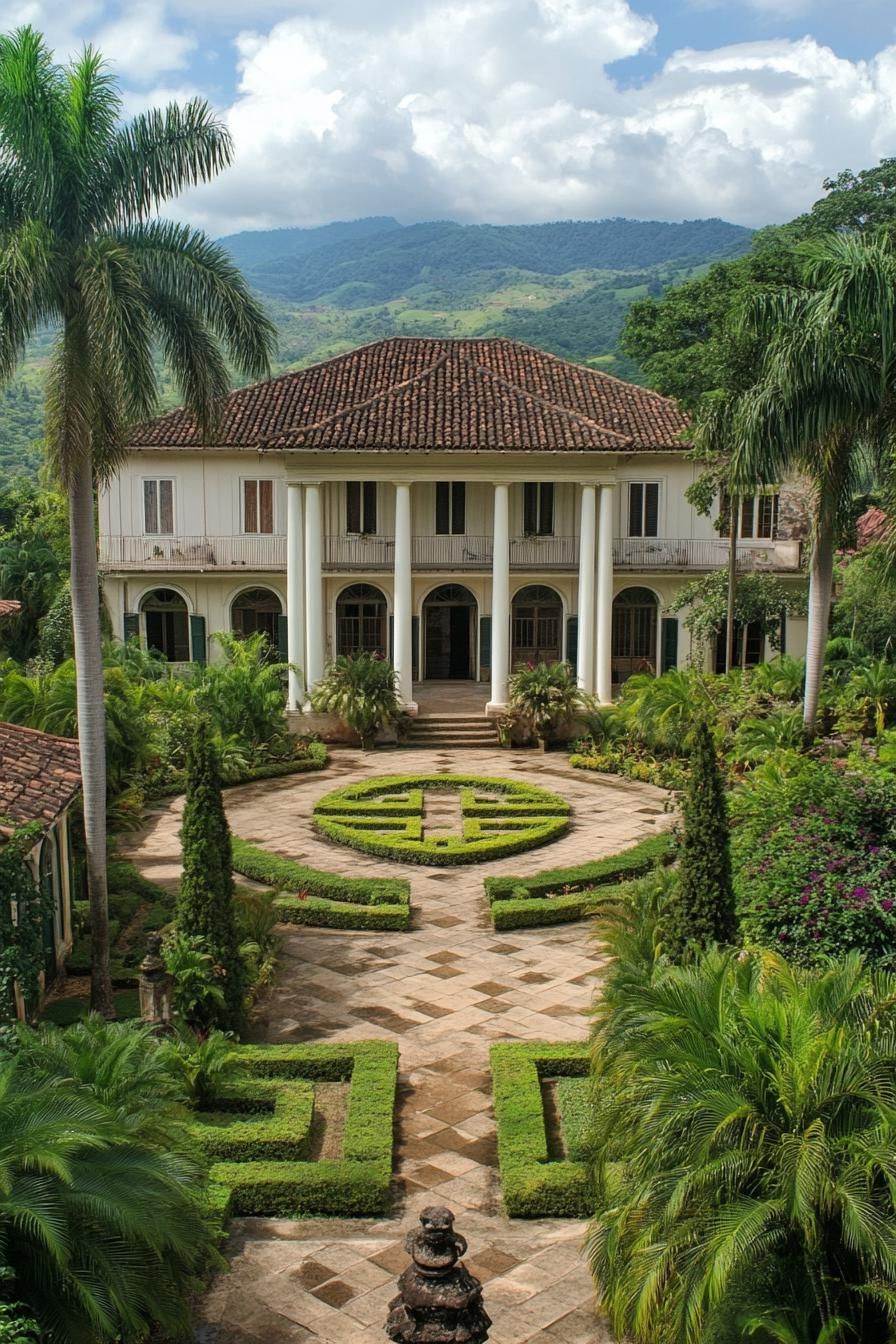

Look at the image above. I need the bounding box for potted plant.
[496,713,516,748]
[508,661,584,750]
[310,652,400,749]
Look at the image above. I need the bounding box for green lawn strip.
[556,1076,594,1163]
[41,988,140,1026]
[483,833,675,928]
[491,1043,594,1218]
[204,1042,397,1217]
[231,838,411,930]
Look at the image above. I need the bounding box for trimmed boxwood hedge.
[313,773,570,866]
[491,1042,594,1218]
[483,833,675,929]
[192,1078,314,1160]
[231,838,412,930]
[202,1041,397,1217]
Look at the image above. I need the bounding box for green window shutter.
[189,614,207,665]
[661,617,679,673]
[566,616,578,673]
[276,614,289,662]
[479,616,491,671]
[123,612,139,643]
[411,616,419,681]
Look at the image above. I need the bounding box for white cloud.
[164,0,896,236]
[96,3,195,83]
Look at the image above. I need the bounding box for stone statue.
[386,1206,491,1342]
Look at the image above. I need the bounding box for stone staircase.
[404,713,499,750]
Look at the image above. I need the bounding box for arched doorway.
[141,588,189,662]
[512,585,563,667]
[231,587,282,645]
[423,584,476,680]
[612,587,659,685]
[336,584,388,657]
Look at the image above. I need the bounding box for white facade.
[99,447,808,710]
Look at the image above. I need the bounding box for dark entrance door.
[423,585,476,679]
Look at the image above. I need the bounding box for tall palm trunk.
[68,453,113,1016]
[803,490,836,741]
[725,495,738,674]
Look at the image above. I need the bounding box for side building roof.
[125,337,689,454]
[0,721,82,830]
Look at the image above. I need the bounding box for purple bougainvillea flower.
[852,887,869,900]
[882,899,894,912]
[799,894,810,906]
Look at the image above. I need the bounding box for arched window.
[140,588,189,662]
[612,587,658,685]
[231,587,282,645]
[336,585,387,657]
[512,585,562,666]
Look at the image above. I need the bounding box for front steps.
[404,713,499,750]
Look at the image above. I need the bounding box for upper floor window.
[627,482,660,537]
[143,478,174,535]
[243,479,274,534]
[523,482,553,536]
[346,481,377,534]
[436,482,465,535]
[720,490,779,540]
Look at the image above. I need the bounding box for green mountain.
[0,216,753,478]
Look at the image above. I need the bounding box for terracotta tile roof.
[857,506,892,548]
[0,722,81,828]
[0,599,21,618]
[126,338,689,454]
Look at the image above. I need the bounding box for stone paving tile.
[124,747,671,1343]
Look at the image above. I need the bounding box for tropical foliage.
[310,652,400,748]
[588,949,896,1344]
[508,659,584,742]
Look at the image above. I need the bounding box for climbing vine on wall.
[0,822,53,1020]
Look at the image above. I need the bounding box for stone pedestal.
[386,1207,491,1343]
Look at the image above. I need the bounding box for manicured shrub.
[313,774,570,866]
[310,652,400,748]
[732,754,896,966]
[192,1079,314,1160]
[662,718,735,960]
[231,839,411,930]
[491,1043,594,1218]
[508,660,584,742]
[484,834,675,930]
[556,1076,593,1163]
[177,721,244,1030]
[201,1042,397,1217]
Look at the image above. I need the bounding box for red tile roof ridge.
[0,720,79,749]
[267,348,634,450]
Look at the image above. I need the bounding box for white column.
[488,481,511,713]
[595,483,615,704]
[286,483,305,710]
[304,483,325,693]
[393,482,417,713]
[576,484,596,693]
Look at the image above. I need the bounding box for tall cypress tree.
[664,717,737,960]
[177,719,244,1030]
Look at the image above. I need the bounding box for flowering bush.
[732,754,896,966]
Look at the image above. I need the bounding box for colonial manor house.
[99,337,807,715]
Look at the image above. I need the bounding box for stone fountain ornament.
[386,1207,492,1342]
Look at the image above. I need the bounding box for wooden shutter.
[740,495,755,538]
[436,482,450,535]
[363,481,377,534]
[539,482,554,535]
[628,482,643,537]
[412,615,419,681]
[566,616,578,673]
[244,479,257,532]
[123,612,139,643]
[346,481,361,533]
[479,616,491,672]
[452,482,466,534]
[143,479,157,533]
[159,480,174,534]
[189,614,206,665]
[276,614,289,661]
[644,483,659,537]
[259,480,274,533]
[523,483,538,534]
[660,617,678,673]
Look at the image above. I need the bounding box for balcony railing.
[99,535,286,571]
[613,538,802,572]
[99,533,803,575]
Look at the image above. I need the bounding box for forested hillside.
[0,215,752,478]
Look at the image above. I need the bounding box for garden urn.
[385,1206,491,1342]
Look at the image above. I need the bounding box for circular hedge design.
[313,773,571,866]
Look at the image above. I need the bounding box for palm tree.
[587,950,896,1344]
[0,1045,212,1342]
[708,230,896,738]
[0,28,275,1013]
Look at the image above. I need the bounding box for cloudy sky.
[10,0,896,235]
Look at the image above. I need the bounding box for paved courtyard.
[126,747,670,1344]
